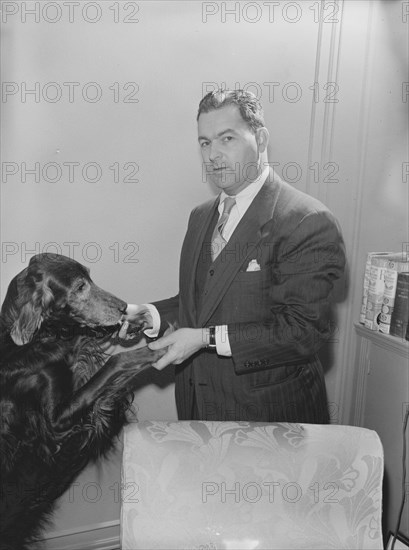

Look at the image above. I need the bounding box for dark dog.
[0,253,163,549]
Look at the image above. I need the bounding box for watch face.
[206,326,216,348]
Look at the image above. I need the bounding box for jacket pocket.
[249,363,306,390]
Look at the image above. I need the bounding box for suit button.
[209,269,214,276]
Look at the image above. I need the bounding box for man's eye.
[222,136,233,142]
[200,141,209,148]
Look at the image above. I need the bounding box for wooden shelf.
[354,323,409,359]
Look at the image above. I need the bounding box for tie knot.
[222,196,236,215]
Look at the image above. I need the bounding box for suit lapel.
[198,174,281,327]
[180,197,219,326]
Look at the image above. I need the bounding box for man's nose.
[208,142,222,162]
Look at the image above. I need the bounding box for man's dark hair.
[197,89,265,134]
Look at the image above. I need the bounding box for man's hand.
[122,303,154,331]
[100,304,154,356]
[118,304,154,340]
[148,328,209,370]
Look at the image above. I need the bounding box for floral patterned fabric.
[121,421,383,549]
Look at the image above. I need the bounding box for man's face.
[198,105,263,195]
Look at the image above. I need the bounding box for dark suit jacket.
[154,170,346,422]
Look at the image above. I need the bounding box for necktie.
[211,196,236,261]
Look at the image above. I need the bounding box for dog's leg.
[52,346,164,432]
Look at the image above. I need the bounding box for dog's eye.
[77,282,86,292]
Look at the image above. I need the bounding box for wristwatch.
[207,326,216,349]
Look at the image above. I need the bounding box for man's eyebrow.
[198,129,238,142]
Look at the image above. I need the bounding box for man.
[124,89,346,423]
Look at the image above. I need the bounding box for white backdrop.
[1,0,408,542]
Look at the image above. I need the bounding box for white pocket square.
[246,259,261,272]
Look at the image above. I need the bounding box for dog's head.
[1,254,128,345]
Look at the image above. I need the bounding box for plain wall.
[1,0,407,540]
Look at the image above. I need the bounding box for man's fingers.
[152,350,175,370]
[151,358,167,370]
[124,304,153,329]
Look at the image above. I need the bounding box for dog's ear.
[10,300,44,345]
[5,264,55,345]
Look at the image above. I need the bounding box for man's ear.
[255,126,269,154]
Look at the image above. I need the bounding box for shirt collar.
[218,165,270,215]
